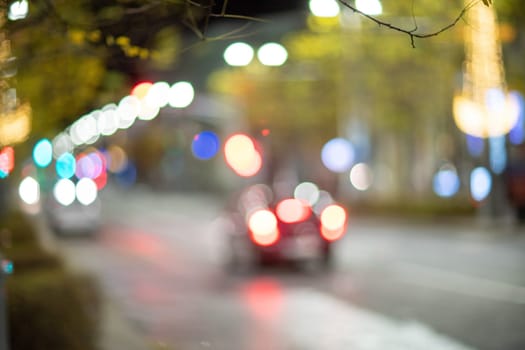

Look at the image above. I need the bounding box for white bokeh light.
[53,178,76,206]
[294,182,320,206]
[138,100,160,120]
[76,178,98,205]
[350,163,373,191]
[169,81,195,108]
[257,43,288,67]
[98,104,120,136]
[223,42,254,67]
[52,133,74,158]
[145,81,171,108]
[309,0,340,17]
[8,0,28,21]
[355,0,383,15]
[19,176,40,205]
[117,95,140,129]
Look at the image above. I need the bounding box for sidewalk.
[31,214,151,350]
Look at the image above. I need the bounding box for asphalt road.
[52,186,525,350]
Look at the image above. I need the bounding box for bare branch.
[208,13,269,23]
[338,0,480,48]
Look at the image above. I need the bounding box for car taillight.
[248,209,280,246]
[319,204,347,241]
[275,198,310,224]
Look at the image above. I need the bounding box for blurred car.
[44,196,102,235]
[43,177,102,235]
[221,183,348,271]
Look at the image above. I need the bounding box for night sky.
[214,0,305,16]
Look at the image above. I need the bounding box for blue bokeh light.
[509,91,524,145]
[321,138,355,173]
[191,131,220,160]
[56,152,76,179]
[33,139,53,168]
[489,136,507,174]
[466,135,484,158]
[433,168,460,198]
[470,167,492,202]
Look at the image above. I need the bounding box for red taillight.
[319,204,347,241]
[248,209,280,246]
[275,198,310,224]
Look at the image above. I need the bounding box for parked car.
[43,178,102,236]
[221,183,348,271]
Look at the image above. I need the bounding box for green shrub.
[1,211,40,247]
[5,247,63,273]
[7,270,101,350]
[1,210,102,350]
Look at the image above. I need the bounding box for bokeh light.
[466,134,484,157]
[489,136,507,174]
[169,81,195,108]
[294,182,320,206]
[470,167,492,202]
[224,134,262,177]
[349,163,373,191]
[320,204,347,241]
[192,131,220,160]
[257,43,288,67]
[223,42,254,66]
[321,138,355,173]
[248,209,279,246]
[8,0,28,21]
[71,113,99,146]
[131,81,153,99]
[106,145,128,173]
[138,99,160,120]
[276,199,310,223]
[56,152,76,179]
[312,190,334,215]
[53,178,76,206]
[33,139,53,168]
[145,81,171,108]
[355,0,383,15]
[98,104,120,136]
[433,165,460,198]
[76,151,105,179]
[508,91,524,145]
[76,178,98,205]
[52,133,74,158]
[0,146,15,177]
[18,176,40,205]
[309,0,340,17]
[117,95,141,129]
[94,170,108,190]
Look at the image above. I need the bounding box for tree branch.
[337,0,480,48]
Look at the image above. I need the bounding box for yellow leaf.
[88,30,102,42]
[116,36,130,48]
[68,29,85,45]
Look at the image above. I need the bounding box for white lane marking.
[392,262,525,305]
[281,289,476,350]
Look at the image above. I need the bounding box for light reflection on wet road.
[55,186,525,350]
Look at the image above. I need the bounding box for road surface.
[52,186,525,350]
